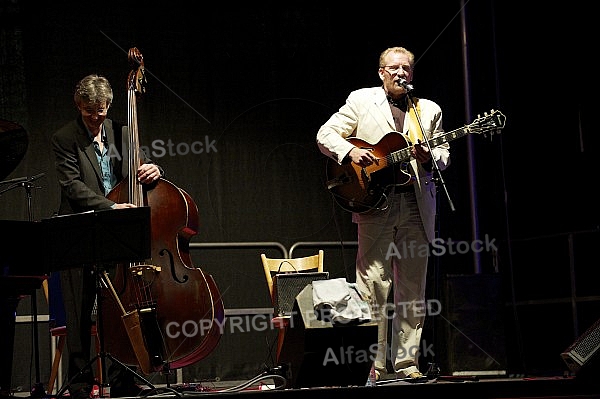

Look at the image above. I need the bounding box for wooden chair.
[260,250,324,362]
[47,325,101,394]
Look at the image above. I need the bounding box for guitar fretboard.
[387,127,467,165]
[387,110,504,165]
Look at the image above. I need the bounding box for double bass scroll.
[101,47,224,374]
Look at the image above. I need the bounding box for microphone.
[397,78,414,92]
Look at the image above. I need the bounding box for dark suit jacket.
[51,116,158,214]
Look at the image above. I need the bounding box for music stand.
[42,207,152,273]
[41,207,166,398]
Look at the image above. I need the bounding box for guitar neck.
[428,125,471,148]
[390,126,469,165]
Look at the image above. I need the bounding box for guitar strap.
[406,97,423,144]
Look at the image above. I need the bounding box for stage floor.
[9,374,598,399]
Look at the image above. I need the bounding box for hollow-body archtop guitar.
[325,109,506,213]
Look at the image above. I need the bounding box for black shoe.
[110,384,143,398]
[69,384,93,399]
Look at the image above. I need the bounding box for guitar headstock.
[469,109,506,137]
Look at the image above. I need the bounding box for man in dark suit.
[51,74,162,399]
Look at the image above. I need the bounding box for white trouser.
[354,192,429,374]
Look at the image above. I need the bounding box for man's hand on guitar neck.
[347,147,379,168]
[411,139,432,164]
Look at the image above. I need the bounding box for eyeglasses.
[383,65,412,75]
[80,106,109,116]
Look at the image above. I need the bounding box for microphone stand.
[0,173,47,397]
[0,173,45,204]
[405,87,479,380]
[55,267,160,399]
[404,88,454,379]
[405,91,455,212]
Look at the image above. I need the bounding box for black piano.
[1,208,151,397]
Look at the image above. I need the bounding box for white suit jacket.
[316,86,450,242]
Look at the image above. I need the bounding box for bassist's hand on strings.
[112,164,162,209]
[348,147,378,167]
[137,163,162,184]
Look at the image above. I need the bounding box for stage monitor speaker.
[273,272,329,317]
[278,284,378,388]
[561,317,600,376]
[441,274,507,376]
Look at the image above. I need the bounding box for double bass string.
[101,47,224,374]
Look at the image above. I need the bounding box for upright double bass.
[101,48,224,374]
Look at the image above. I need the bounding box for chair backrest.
[261,250,324,305]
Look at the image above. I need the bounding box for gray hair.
[74,74,113,106]
[378,47,415,68]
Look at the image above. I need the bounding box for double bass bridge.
[129,263,162,275]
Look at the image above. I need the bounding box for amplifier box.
[273,272,329,317]
[278,284,377,388]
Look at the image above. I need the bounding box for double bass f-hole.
[157,247,189,284]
